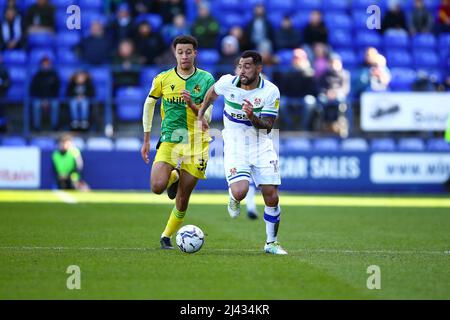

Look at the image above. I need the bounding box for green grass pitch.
[0,191,449,299]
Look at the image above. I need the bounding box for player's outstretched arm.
[242,99,276,133]
[198,85,219,130]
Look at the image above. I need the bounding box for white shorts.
[223,129,281,187]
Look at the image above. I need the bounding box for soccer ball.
[176,225,205,253]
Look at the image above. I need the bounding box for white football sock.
[264,205,281,243]
[246,185,256,212]
[228,188,239,202]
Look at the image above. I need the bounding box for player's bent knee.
[151,181,167,194]
[263,192,279,207]
[232,189,247,202]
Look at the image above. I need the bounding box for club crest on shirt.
[254,98,262,107]
[194,84,201,94]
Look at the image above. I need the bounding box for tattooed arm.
[242,98,275,133]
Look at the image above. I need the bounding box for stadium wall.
[1,147,449,194]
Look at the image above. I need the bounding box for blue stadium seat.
[81,11,107,31]
[352,10,370,29]
[412,33,436,49]
[389,68,416,91]
[58,67,77,84]
[313,138,339,151]
[322,0,349,10]
[27,32,55,49]
[29,49,55,65]
[7,67,27,83]
[57,49,79,65]
[115,87,146,121]
[78,0,103,10]
[23,0,37,9]
[283,138,312,151]
[267,12,285,29]
[29,137,56,150]
[197,49,220,66]
[291,11,313,29]
[341,138,369,151]
[134,14,163,31]
[295,0,322,10]
[383,32,410,48]
[53,0,77,9]
[266,0,295,12]
[2,50,27,66]
[334,49,358,67]
[276,49,293,66]
[427,138,450,151]
[329,29,353,48]
[56,32,81,48]
[324,12,352,30]
[6,84,25,101]
[398,138,425,151]
[218,0,244,11]
[370,138,396,151]
[218,13,252,29]
[351,0,386,10]
[355,31,382,48]
[1,136,27,146]
[438,34,450,50]
[385,49,413,68]
[86,137,114,151]
[140,67,160,86]
[413,50,439,68]
[90,67,111,101]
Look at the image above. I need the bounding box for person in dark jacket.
[0,7,23,50]
[246,4,275,50]
[25,0,55,33]
[78,21,112,65]
[66,71,96,131]
[191,2,219,49]
[0,55,10,97]
[108,3,134,47]
[303,10,328,46]
[275,15,301,50]
[277,48,319,131]
[133,21,165,65]
[381,0,408,35]
[30,56,60,131]
[409,0,434,34]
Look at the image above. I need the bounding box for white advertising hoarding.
[361,92,450,131]
[0,147,41,188]
[371,153,450,184]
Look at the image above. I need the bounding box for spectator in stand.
[217,35,240,77]
[258,39,279,67]
[412,70,440,91]
[52,133,89,191]
[303,11,328,47]
[436,0,450,33]
[246,4,275,50]
[30,56,60,131]
[109,3,134,47]
[381,0,408,35]
[409,0,434,34]
[277,48,319,131]
[3,0,19,11]
[78,21,112,65]
[127,0,159,17]
[318,54,350,135]
[275,15,301,50]
[191,2,219,49]
[161,13,190,45]
[25,0,55,33]
[312,43,330,79]
[112,39,141,90]
[354,49,391,95]
[133,21,165,65]
[66,70,96,131]
[229,25,251,52]
[0,54,10,98]
[0,7,23,50]
[160,0,185,24]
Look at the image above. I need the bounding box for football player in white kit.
[198,51,287,255]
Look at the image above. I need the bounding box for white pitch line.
[52,190,78,204]
[0,246,448,256]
